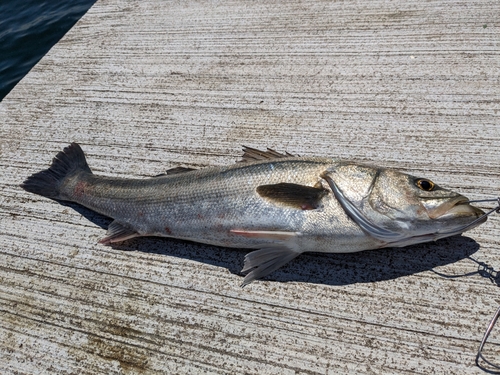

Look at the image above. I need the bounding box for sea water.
[0,0,96,101]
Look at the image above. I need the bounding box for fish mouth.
[430,196,486,221]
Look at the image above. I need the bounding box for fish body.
[22,143,486,285]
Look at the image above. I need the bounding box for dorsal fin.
[154,167,197,177]
[166,166,197,175]
[240,146,296,162]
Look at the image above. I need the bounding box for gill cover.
[320,166,406,243]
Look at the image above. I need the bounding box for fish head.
[369,169,486,233]
[324,163,486,244]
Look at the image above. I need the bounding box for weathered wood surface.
[1,0,499,373]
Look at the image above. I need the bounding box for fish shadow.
[61,202,479,286]
[277,236,480,285]
[65,203,482,286]
[115,232,481,286]
[60,201,113,229]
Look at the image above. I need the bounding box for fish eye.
[415,178,435,191]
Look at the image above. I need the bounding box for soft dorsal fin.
[256,183,327,210]
[166,166,197,175]
[240,146,296,162]
[154,167,198,177]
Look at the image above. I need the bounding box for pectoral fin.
[241,246,301,287]
[256,183,327,210]
[99,221,140,244]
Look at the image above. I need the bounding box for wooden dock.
[1,0,499,373]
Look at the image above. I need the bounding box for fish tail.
[21,143,92,199]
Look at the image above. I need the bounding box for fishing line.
[467,198,500,205]
[472,197,500,371]
[476,306,500,371]
[460,198,500,233]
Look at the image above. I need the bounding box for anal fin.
[99,220,140,244]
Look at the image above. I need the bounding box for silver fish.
[21,143,486,286]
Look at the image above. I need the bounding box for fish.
[21,143,487,286]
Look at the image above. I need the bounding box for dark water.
[0,0,96,101]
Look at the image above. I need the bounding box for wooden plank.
[1,0,499,373]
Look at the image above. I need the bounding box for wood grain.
[1,0,499,373]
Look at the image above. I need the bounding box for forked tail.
[20,143,92,199]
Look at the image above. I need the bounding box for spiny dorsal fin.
[256,183,327,210]
[240,146,296,162]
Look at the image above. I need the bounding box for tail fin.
[21,143,92,199]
